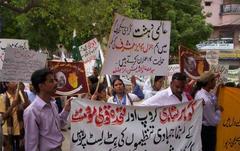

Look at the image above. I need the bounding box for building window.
[219,30,234,40]
[221,4,240,14]
[205,2,212,6]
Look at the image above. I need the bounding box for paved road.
[62,129,70,151]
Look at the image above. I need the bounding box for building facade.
[199,0,240,67]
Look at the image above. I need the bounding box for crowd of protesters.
[0,65,239,151]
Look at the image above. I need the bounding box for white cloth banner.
[0,48,47,83]
[71,99,203,151]
[0,39,29,69]
[102,14,171,76]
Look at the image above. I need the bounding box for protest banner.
[210,64,229,84]
[0,51,4,69]
[167,64,180,84]
[70,99,203,151]
[206,50,219,65]
[0,48,47,83]
[79,38,100,63]
[168,64,180,76]
[179,46,209,79]
[84,60,96,77]
[219,50,240,59]
[228,68,240,83]
[0,39,29,51]
[120,75,148,87]
[0,113,2,150]
[217,87,240,151]
[79,38,102,76]
[102,14,171,76]
[0,39,29,69]
[48,61,89,96]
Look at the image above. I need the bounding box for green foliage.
[141,0,212,53]
[0,0,212,54]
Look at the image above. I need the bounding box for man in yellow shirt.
[0,82,29,151]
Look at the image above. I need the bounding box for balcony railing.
[221,4,240,14]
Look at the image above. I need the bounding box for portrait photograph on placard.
[48,61,89,96]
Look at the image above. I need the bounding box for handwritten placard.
[0,39,29,51]
[217,87,240,151]
[70,99,203,151]
[0,51,4,69]
[0,39,29,69]
[210,64,229,84]
[79,38,102,76]
[168,64,180,76]
[79,38,100,63]
[0,48,47,83]
[228,68,240,83]
[102,14,171,76]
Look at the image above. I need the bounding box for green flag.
[95,50,102,71]
[72,29,82,61]
[94,43,103,72]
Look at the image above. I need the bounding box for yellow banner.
[217,87,240,151]
[219,51,240,58]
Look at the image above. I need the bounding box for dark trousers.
[50,146,62,151]
[3,135,24,151]
[201,125,217,151]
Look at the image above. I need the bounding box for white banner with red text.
[70,99,203,151]
[78,38,102,76]
[102,14,171,76]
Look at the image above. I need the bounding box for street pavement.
[62,129,70,151]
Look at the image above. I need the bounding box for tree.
[0,0,146,51]
[140,0,212,54]
[0,0,212,56]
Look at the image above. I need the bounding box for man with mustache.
[24,68,71,151]
[142,72,190,106]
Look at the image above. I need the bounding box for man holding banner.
[142,72,190,106]
[24,68,71,151]
[192,71,223,151]
[143,76,165,99]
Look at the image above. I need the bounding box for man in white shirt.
[193,71,223,151]
[142,72,189,106]
[143,76,165,99]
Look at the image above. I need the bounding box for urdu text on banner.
[0,39,29,69]
[102,14,171,76]
[0,47,47,83]
[78,38,102,76]
[70,99,203,151]
[217,87,240,151]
